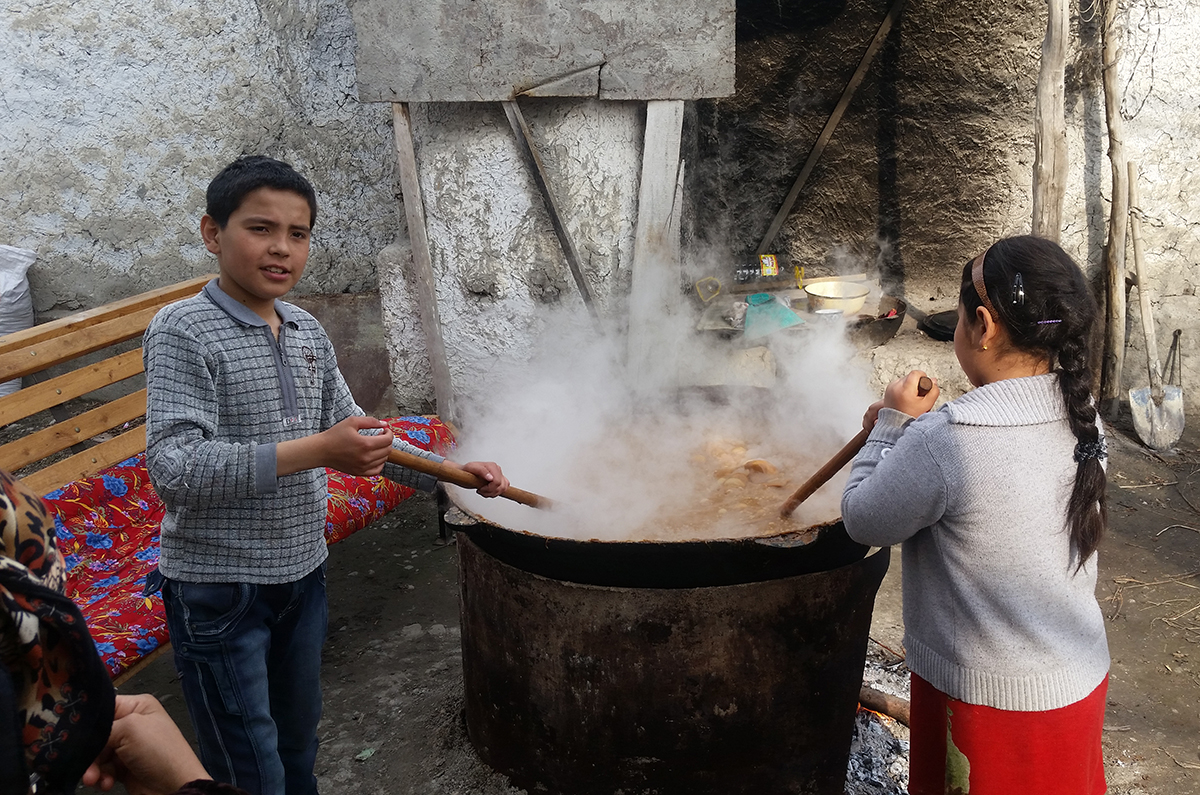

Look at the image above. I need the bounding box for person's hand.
[460,461,509,498]
[862,399,886,431]
[882,370,939,418]
[82,693,210,795]
[319,416,396,477]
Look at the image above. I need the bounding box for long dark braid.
[960,235,1107,569]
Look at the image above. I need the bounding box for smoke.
[448,259,877,542]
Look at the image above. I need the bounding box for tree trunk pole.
[1099,0,1129,418]
[1032,0,1068,242]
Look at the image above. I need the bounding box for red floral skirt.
[908,671,1107,795]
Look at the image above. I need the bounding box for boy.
[143,156,508,795]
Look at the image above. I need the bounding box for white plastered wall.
[1,0,1196,412]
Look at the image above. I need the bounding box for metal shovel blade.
[1129,384,1185,451]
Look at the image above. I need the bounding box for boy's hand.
[82,693,210,794]
[460,461,509,498]
[320,416,395,477]
[882,370,939,418]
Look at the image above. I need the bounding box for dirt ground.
[103,417,1199,795]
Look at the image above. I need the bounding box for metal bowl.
[803,281,870,315]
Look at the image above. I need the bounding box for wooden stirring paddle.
[779,376,932,519]
[387,448,551,509]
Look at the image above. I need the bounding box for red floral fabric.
[43,417,455,680]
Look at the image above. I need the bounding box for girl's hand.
[862,399,886,431]
[882,371,939,418]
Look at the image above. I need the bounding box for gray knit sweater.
[144,280,442,584]
[841,373,1109,711]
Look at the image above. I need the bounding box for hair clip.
[1012,272,1025,306]
[1073,439,1107,463]
[1037,319,1062,325]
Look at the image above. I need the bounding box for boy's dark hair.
[205,156,318,229]
[959,235,1106,570]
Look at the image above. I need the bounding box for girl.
[841,236,1109,795]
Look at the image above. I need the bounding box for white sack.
[0,246,37,396]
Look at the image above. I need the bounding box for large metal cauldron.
[455,518,890,795]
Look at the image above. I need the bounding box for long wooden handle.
[1128,160,1164,402]
[780,376,932,519]
[387,448,550,509]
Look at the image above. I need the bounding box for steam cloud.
[448,265,877,542]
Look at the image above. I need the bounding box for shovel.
[387,448,551,509]
[1127,163,1185,451]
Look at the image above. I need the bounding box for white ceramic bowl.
[803,281,870,315]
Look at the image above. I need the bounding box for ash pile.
[846,646,911,795]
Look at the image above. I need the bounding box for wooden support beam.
[628,100,686,397]
[755,0,906,257]
[1032,0,1069,241]
[501,100,601,326]
[19,426,147,496]
[0,390,146,473]
[0,348,144,428]
[1099,0,1129,418]
[0,309,161,383]
[391,103,457,423]
[0,275,210,358]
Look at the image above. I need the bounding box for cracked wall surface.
[0,0,399,314]
[687,0,1199,403]
[1,0,1197,410]
[349,0,735,102]
[378,100,641,412]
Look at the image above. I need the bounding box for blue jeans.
[161,563,327,795]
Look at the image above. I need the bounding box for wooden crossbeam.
[0,349,144,427]
[0,276,211,357]
[0,390,147,473]
[19,426,148,496]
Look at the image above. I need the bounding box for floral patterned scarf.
[0,469,114,794]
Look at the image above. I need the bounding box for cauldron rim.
[447,491,843,549]
[447,493,870,589]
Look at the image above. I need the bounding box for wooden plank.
[21,426,147,496]
[391,103,457,424]
[1099,0,1129,418]
[501,100,601,325]
[0,349,144,427]
[1031,0,1068,241]
[0,306,161,383]
[755,0,907,256]
[628,100,686,396]
[0,276,210,357]
[1127,161,1163,398]
[0,390,146,472]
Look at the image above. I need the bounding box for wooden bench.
[0,277,455,684]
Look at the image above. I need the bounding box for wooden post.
[628,100,685,397]
[501,100,601,326]
[1099,0,1129,418]
[391,103,457,423]
[1032,0,1068,242]
[755,0,906,257]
